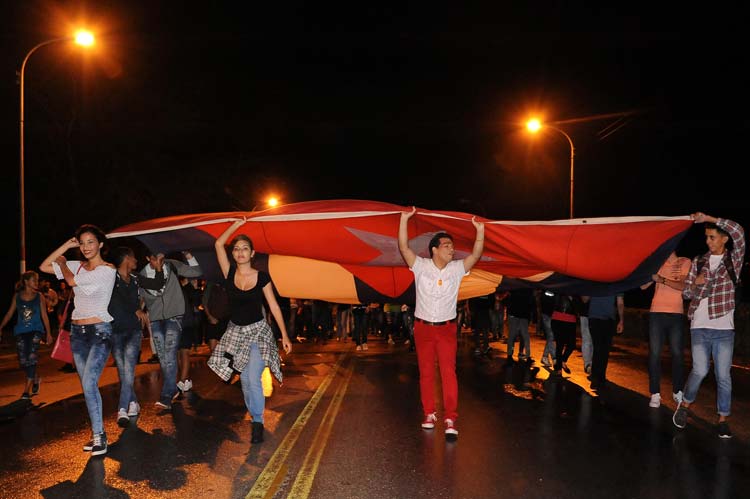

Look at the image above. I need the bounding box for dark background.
[1,2,747,309]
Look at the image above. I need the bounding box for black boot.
[251,422,264,443]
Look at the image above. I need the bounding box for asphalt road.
[0,327,748,499]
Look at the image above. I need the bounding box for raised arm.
[215,219,246,278]
[398,207,417,268]
[40,238,79,275]
[139,254,166,290]
[463,216,485,272]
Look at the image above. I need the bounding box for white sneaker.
[673,390,684,404]
[127,401,140,417]
[356,345,362,351]
[421,412,437,429]
[649,393,661,408]
[388,337,395,345]
[362,343,368,351]
[182,379,193,392]
[117,409,129,427]
[176,380,185,392]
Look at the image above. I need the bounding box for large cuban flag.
[107,199,693,304]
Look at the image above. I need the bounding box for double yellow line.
[246,349,354,499]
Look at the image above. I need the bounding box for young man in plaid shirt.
[673,212,745,438]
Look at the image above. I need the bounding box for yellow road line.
[287,356,355,498]
[245,350,350,499]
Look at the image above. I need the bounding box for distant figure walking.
[0,271,53,400]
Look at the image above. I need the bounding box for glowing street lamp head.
[267,196,279,208]
[74,30,95,46]
[526,118,541,133]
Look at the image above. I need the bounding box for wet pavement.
[0,326,749,498]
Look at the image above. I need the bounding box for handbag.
[51,296,73,364]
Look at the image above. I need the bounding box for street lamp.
[250,196,281,212]
[18,30,94,273]
[526,118,576,219]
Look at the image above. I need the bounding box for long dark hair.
[75,224,109,259]
[15,271,38,292]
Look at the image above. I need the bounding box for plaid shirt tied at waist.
[207,319,283,384]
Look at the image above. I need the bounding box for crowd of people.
[0,210,744,458]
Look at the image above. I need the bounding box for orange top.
[650,255,691,314]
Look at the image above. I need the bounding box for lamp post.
[526,119,576,219]
[18,31,94,273]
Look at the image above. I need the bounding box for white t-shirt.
[410,257,468,322]
[53,261,116,323]
[691,254,734,330]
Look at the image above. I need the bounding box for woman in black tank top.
[209,219,292,444]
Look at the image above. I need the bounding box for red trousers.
[414,321,458,421]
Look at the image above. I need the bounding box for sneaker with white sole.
[155,399,171,410]
[421,412,437,429]
[718,421,732,439]
[444,419,458,440]
[117,409,129,427]
[673,390,684,404]
[362,343,368,351]
[673,402,689,429]
[127,401,140,417]
[91,432,107,456]
[183,379,193,392]
[176,380,185,392]
[649,393,661,408]
[356,345,362,351]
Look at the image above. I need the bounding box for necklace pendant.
[438,279,442,286]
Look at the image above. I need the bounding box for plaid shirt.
[684,218,745,321]
[207,319,283,384]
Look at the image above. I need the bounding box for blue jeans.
[541,314,555,361]
[111,327,142,411]
[16,331,43,380]
[150,317,182,403]
[683,328,734,416]
[647,313,685,395]
[579,316,592,368]
[71,322,112,434]
[240,342,266,423]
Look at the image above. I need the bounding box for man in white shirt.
[398,207,484,440]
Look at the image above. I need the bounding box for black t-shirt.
[226,266,271,326]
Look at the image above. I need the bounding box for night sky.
[1,2,747,304]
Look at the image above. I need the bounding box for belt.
[415,318,457,326]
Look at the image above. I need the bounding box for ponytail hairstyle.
[15,271,38,292]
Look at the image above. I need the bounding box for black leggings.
[552,320,576,370]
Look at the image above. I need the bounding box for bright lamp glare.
[74,30,95,46]
[267,197,279,207]
[526,119,541,133]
